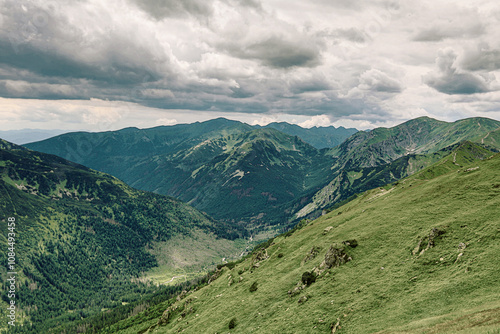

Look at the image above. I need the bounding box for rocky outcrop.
[412,228,446,256]
[320,244,352,270]
[302,246,321,264]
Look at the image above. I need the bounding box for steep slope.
[261,122,357,149]
[296,141,494,218]
[0,139,242,333]
[25,123,334,230]
[330,116,500,170]
[144,128,332,230]
[107,145,500,334]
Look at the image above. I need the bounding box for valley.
[1,116,500,333]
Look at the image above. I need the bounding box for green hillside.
[26,123,334,231]
[296,141,494,219]
[144,128,332,229]
[104,143,500,334]
[0,140,243,333]
[330,116,500,170]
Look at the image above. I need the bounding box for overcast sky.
[1,0,500,132]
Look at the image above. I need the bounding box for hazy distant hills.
[0,129,69,145]
[0,139,242,333]
[101,140,500,334]
[25,116,500,230]
[259,122,357,149]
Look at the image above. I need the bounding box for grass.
[143,229,250,286]
[107,150,500,334]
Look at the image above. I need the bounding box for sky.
[1,0,500,132]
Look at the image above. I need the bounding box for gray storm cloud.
[424,49,491,95]
[1,0,500,130]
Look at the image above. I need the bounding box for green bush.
[249,281,258,292]
[228,317,237,329]
[301,271,317,286]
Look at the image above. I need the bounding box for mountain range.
[25,116,500,230]
[24,119,354,232]
[2,116,500,333]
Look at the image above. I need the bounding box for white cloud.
[0,0,499,131]
[298,115,334,128]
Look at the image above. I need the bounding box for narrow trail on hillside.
[165,275,186,284]
[482,131,490,144]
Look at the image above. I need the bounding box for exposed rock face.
[208,268,223,284]
[251,249,269,270]
[288,283,306,297]
[320,244,352,269]
[176,290,188,301]
[253,249,269,262]
[323,226,334,235]
[412,228,446,256]
[301,271,317,286]
[342,239,358,248]
[302,246,321,264]
[158,305,178,325]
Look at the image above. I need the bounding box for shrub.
[249,281,258,292]
[301,271,317,286]
[277,253,284,258]
[228,317,237,329]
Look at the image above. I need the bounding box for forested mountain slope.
[0,139,241,333]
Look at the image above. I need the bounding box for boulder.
[342,239,358,248]
[323,226,334,235]
[321,244,352,269]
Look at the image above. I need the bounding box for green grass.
[107,150,500,334]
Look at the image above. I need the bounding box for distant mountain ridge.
[24,116,500,231]
[25,118,347,230]
[259,121,357,149]
[329,116,500,170]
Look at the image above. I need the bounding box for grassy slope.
[329,117,500,170]
[295,141,494,219]
[110,147,500,334]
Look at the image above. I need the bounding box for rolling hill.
[100,141,500,334]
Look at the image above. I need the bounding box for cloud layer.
[1,0,500,130]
